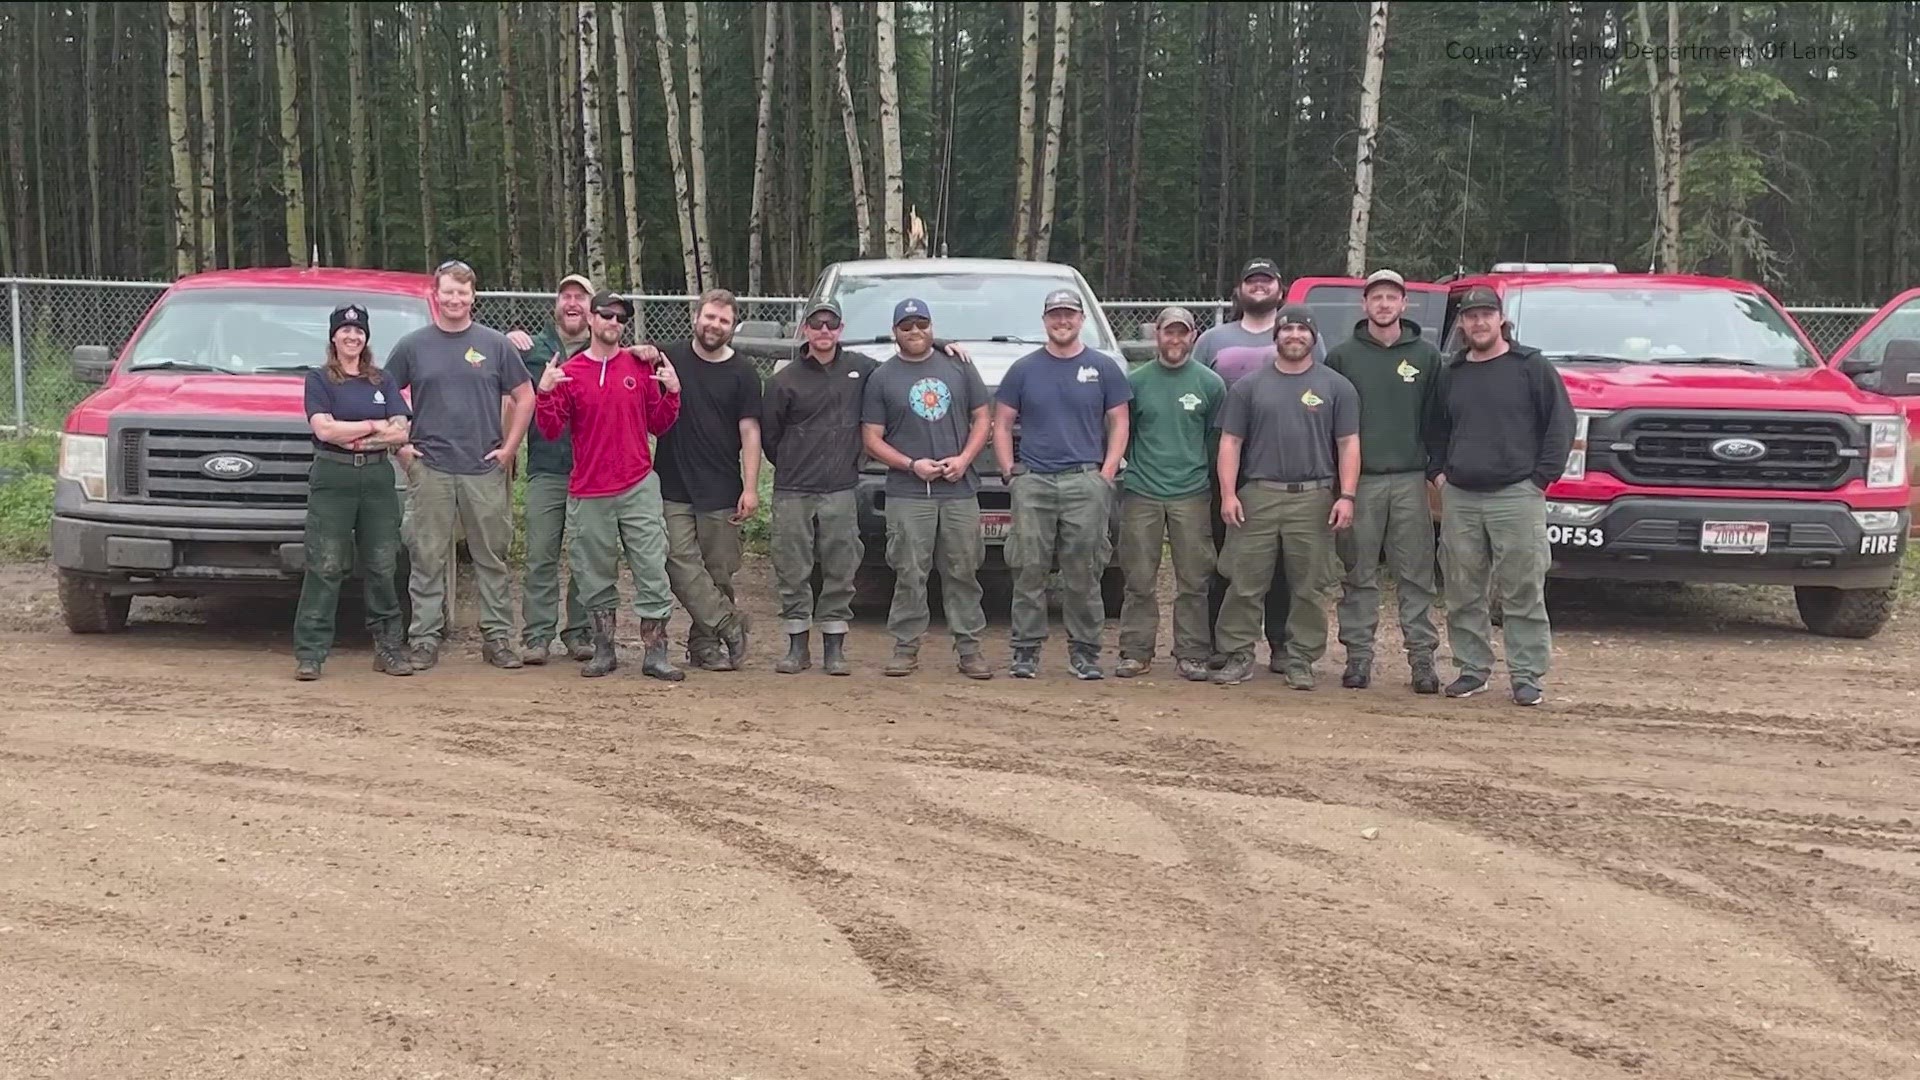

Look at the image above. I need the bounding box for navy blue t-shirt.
[303,367,411,452]
[994,347,1132,472]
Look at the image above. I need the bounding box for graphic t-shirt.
[1124,358,1226,500]
[861,351,991,500]
[385,322,531,475]
[994,347,1132,473]
[653,344,764,512]
[1193,320,1277,387]
[1217,361,1360,484]
[302,368,412,453]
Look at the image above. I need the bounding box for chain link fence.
[0,276,1885,437]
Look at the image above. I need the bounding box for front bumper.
[52,479,312,594]
[1546,495,1908,588]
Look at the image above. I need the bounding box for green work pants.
[405,461,516,647]
[665,500,746,658]
[521,472,589,650]
[772,489,864,635]
[293,455,405,662]
[1118,491,1216,662]
[1208,478,1290,653]
[1213,483,1340,670]
[567,471,673,620]
[1006,467,1113,651]
[885,496,988,653]
[1335,470,1440,665]
[1440,481,1553,689]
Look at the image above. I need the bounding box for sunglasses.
[435,259,473,274]
[595,308,632,324]
[895,318,931,331]
[805,315,843,330]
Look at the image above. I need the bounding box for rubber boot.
[582,609,619,678]
[822,633,851,676]
[775,632,811,674]
[639,617,685,682]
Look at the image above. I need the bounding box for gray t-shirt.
[1193,320,1277,387]
[385,322,532,475]
[861,351,991,500]
[1217,361,1360,484]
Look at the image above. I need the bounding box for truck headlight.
[1866,415,1907,489]
[58,433,108,500]
[1563,410,1610,481]
[1546,501,1607,525]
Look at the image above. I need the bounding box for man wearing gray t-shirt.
[861,299,994,679]
[385,260,535,671]
[1212,304,1360,689]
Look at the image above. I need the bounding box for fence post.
[9,281,23,438]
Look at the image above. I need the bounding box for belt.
[1014,463,1099,476]
[1251,477,1334,493]
[314,446,390,467]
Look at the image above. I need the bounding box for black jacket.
[1424,342,1577,492]
[761,345,880,494]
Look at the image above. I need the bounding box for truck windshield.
[123,287,435,374]
[1510,285,1817,369]
[828,272,1115,350]
[1303,285,1447,351]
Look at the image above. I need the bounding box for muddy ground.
[2,557,1917,1080]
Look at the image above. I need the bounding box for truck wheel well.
[1794,584,1896,639]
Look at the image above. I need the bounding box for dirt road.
[3,559,1917,1079]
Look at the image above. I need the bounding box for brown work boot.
[482,639,523,670]
[1115,657,1151,678]
[883,646,919,677]
[956,651,993,680]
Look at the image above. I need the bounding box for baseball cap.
[556,273,595,295]
[802,298,843,323]
[329,303,369,338]
[1457,285,1502,314]
[1275,303,1319,339]
[1240,257,1281,282]
[589,290,635,319]
[893,298,932,326]
[1042,288,1084,314]
[1363,269,1406,294]
[1155,305,1197,330]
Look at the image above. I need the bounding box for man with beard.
[861,298,995,679]
[387,259,535,671]
[1193,257,1293,672]
[1211,305,1360,689]
[1115,306,1225,681]
[1324,269,1443,694]
[533,291,684,681]
[504,274,595,665]
[1424,286,1575,707]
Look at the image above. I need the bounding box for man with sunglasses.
[386,259,534,671]
[533,291,685,681]
[760,299,874,675]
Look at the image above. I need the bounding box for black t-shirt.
[653,345,764,511]
[303,367,412,452]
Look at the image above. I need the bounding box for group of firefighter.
[293,257,1576,707]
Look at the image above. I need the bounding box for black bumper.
[1547,496,1908,588]
[52,479,313,594]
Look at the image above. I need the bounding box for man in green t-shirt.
[1116,307,1227,680]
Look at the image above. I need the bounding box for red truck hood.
[67,373,317,435]
[1556,362,1897,414]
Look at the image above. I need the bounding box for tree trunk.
[576,2,606,286]
[650,0,700,293]
[809,2,828,266]
[828,2,873,257]
[874,1,904,258]
[1031,2,1072,262]
[166,2,197,276]
[544,7,563,278]
[1119,2,1150,292]
[684,2,715,288]
[561,3,580,272]
[348,1,370,267]
[411,3,432,268]
[1345,1,1387,276]
[85,2,104,275]
[782,0,802,287]
[610,2,644,296]
[1662,1,1681,271]
[30,6,47,274]
[274,1,306,266]
[221,2,235,269]
[193,0,216,267]
[306,4,326,265]
[1725,2,1743,280]
[1898,2,1917,288]
[748,4,779,291]
[1012,2,1041,258]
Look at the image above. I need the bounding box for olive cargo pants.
[664,501,746,659]
[1213,482,1340,671]
[1118,491,1215,662]
[1208,476,1290,655]
[1439,480,1553,689]
[405,461,517,647]
[772,489,864,635]
[1006,467,1113,651]
[521,472,590,651]
[884,496,988,653]
[293,455,405,661]
[1335,470,1440,665]
[567,471,674,620]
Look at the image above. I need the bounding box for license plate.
[980,512,1013,540]
[1701,521,1769,554]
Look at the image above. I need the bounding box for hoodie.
[1423,341,1577,493]
[760,345,879,494]
[533,347,681,498]
[1323,317,1442,475]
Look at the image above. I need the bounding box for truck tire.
[1795,585,1896,639]
[59,571,131,634]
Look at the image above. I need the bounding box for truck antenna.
[1455,115,1475,279]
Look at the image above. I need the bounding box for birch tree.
[1345,1,1388,276]
[875,1,905,258]
[274,2,306,267]
[577,1,606,285]
[828,2,873,257]
[610,3,645,296]
[165,2,196,276]
[349,2,370,267]
[747,3,778,291]
[684,3,715,288]
[410,4,432,268]
[497,3,519,280]
[1012,3,1041,258]
[1637,1,1683,271]
[1032,1,1072,262]
[651,1,700,292]
[83,1,103,275]
[192,1,216,268]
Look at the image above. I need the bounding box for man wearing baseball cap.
[991,288,1133,680]
[1323,268,1444,694]
[1212,304,1360,689]
[1424,285,1575,706]
[1114,306,1226,680]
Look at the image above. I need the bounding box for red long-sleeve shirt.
[534,348,681,498]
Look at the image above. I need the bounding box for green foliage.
[0,434,58,561]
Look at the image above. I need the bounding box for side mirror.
[1838,352,1878,377]
[72,345,113,385]
[1131,321,1156,342]
[1877,339,1920,397]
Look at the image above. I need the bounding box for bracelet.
[1337,492,1356,502]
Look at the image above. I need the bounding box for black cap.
[1240,257,1281,282]
[1274,303,1318,340]
[329,304,369,339]
[1457,285,1502,314]
[590,290,635,319]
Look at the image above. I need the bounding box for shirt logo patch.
[372,390,386,404]
[1396,359,1419,382]
[1178,392,1202,412]
[909,377,952,422]
[623,375,638,390]
[464,347,486,366]
[1076,366,1100,383]
[849,370,862,379]
[1300,388,1325,409]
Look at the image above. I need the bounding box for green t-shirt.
[1123,358,1227,499]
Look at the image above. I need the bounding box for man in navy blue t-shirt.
[991,289,1132,680]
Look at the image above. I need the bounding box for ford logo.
[200,453,259,479]
[1708,437,1767,463]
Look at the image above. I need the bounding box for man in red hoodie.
[533,290,684,680]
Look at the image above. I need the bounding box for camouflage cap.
[1457,285,1502,314]
[1155,305,1197,329]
